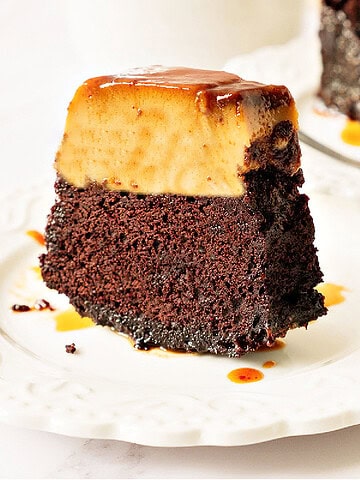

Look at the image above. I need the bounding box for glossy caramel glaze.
[85,66,294,114]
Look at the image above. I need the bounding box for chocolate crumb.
[34,298,54,311]
[65,343,76,354]
[11,304,31,312]
[11,298,54,313]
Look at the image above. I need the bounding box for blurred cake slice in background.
[319,0,360,120]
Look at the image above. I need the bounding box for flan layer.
[56,66,299,196]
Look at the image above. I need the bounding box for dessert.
[319,0,360,120]
[40,66,326,357]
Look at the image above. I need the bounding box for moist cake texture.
[40,66,326,357]
[319,0,360,120]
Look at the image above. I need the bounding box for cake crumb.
[11,304,31,312]
[34,298,54,311]
[65,343,77,354]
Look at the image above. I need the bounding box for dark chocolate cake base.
[40,167,326,357]
[319,3,360,120]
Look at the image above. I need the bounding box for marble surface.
[1,422,360,479]
[1,1,360,478]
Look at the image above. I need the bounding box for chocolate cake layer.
[40,165,326,357]
[319,1,360,120]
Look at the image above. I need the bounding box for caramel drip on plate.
[257,339,286,352]
[341,120,360,146]
[31,266,42,279]
[262,360,277,369]
[54,309,94,332]
[26,230,45,246]
[316,283,346,308]
[227,367,264,384]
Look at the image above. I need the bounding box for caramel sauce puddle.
[341,120,360,146]
[257,338,286,352]
[20,236,349,374]
[262,360,276,369]
[26,230,45,246]
[316,283,346,308]
[54,309,94,332]
[227,367,264,384]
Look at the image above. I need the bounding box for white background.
[1,1,360,478]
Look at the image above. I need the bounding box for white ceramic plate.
[0,185,359,447]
